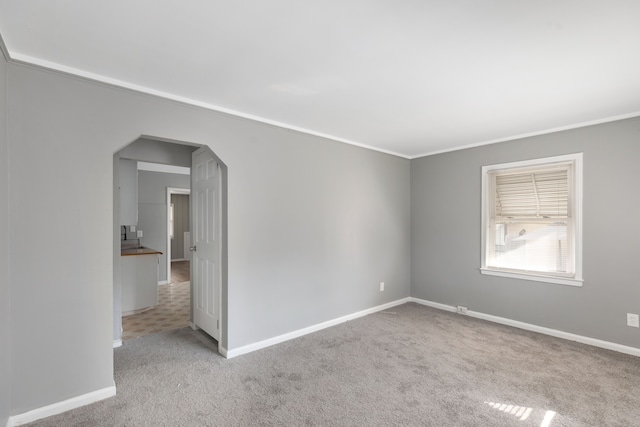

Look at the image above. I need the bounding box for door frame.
[166,187,190,283]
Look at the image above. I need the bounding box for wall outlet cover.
[627,313,639,328]
[457,305,468,314]
[380,282,385,292]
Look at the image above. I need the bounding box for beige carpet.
[27,303,640,426]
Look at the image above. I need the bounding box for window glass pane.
[491,222,567,273]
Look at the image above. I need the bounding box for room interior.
[120,167,192,341]
[1,2,640,426]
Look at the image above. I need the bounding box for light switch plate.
[137,230,143,238]
[627,313,639,328]
[130,225,136,232]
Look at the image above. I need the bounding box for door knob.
[190,245,197,252]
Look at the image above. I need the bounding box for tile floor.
[170,260,190,283]
[122,261,191,340]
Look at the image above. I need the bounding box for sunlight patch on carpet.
[484,401,532,420]
[484,401,557,425]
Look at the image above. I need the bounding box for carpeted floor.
[27,303,640,426]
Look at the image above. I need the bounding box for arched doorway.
[113,136,228,354]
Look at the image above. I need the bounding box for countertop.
[121,243,163,256]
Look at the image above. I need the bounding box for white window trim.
[480,153,583,287]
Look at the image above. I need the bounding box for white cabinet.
[119,158,138,225]
[121,254,158,315]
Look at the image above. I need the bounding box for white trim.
[112,339,122,348]
[409,111,640,159]
[8,53,407,159]
[480,268,583,287]
[171,258,189,262]
[4,48,640,161]
[218,345,228,359]
[7,51,640,161]
[409,297,640,357]
[408,298,458,313]
[482,152,581,172]
[189,321,198,331]
[7,384,116,426]
[158,280,169,286]
[225,298,411,359]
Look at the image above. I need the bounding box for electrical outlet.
[137,230,143,238]
[456,305,468,315]
[380,282,385,292]
[627,313,639,328]
[130,225,136,232]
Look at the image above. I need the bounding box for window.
[481,153,583,286]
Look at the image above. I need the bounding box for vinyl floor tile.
[122,280,190,340]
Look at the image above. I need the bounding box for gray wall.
[0,44,11,427]
[137,170,190,281]
[171,194,190,260]
[411,117,640,348]
[7,62,411,415]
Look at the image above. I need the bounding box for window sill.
[480,268,583,287]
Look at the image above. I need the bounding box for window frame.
[480,153,583,287]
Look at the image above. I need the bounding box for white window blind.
[495,166,570,221]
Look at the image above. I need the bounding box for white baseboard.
[113,339,122,348]
[218,345,228,358]
[171,258,189,262]
[157,280,169,286]
[226,298,411,359]
[409,297,640,357]
[7,384,116,426]
[188,322,226,357]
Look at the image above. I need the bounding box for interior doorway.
[120,170,192,341]
[113,136,228,354]
[167,187,191,284]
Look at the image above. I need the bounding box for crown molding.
[7,50,410,159]
[408,111,640,159]
[4,32,640,161]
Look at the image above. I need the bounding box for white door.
[191,147,221,341]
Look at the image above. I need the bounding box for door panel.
[191,148,220,341]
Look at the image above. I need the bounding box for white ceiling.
[1,1,639,158]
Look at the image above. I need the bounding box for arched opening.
[113,135,228,354]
